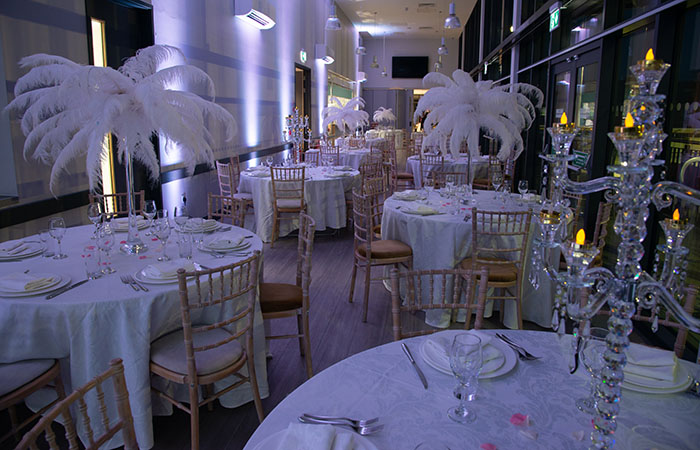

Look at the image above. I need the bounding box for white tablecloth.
[239,166,361,242]
[0,224,268,449]
[305,148,371,170]
[406,154,490,188]
[382,189,556,329]
[244,330,700,450]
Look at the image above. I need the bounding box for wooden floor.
[1,227,673,450]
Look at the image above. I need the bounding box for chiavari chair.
[89,190,145,217]
[270,167,306,247]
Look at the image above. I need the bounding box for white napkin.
[0,272,57,291]
[142,261,196,280]
[184,219,218,231]
[334,166,354,172]
[275,423,353,450]
[206,236,244,250]
[0,242,24,253]
[523,193,540,202]
[328,172,351,178]
[425,331,502,370]
[404,205,441,215]
[393,191,419,201]
[624,345,677,382]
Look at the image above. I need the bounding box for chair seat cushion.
[260,282,303,314]
[233,192,254,201]
[358,240,412,259]
[276,198,304,209]
[151,328,243,376]
[397,172,413,179]
[0,359,55,397]
[460,256,517,282]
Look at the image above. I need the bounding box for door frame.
[294,63,312,130]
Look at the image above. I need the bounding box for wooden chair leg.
[296,312,305,356]
[8,405,19,443]
[348,257,358,303]
[203,384,214,412]
[247,355,265,422]
[302,311,313,378]
[271,210,278,248]
[362,262,371,323]
[516,281,524,330]
[189,384,200,450]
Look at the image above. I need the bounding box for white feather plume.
[414,69,543,160]
[5,44,236,194]
[373,107,396,124]
[322,96,369,136]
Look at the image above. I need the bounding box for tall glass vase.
[121,139,147,254]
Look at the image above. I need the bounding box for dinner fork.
[126,274,148,292]
[496,333,541,360]
[301,413,379,428]
[297,416,384,435]
[120,275,139,292]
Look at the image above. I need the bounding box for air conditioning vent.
[234,0,275,30]
[417,3,437,13]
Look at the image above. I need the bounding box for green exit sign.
[549,8,560,32]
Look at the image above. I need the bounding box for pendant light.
[438,37,448,55]
[370,12,380,69]
[355,37,366,55]
[444,2,461,29]
[381,34,387,77]
[434,55,443,71]
[325,1,341,31]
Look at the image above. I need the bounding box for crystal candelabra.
[530,50,700,449]
[284,107,312,163]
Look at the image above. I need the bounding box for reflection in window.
[557,0,604,51]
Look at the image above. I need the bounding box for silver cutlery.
[46,279,89,300]
[126,274,148,292]
[496,333,541,360]
[120,275,139,291]
[401,342,428,389]
[301,413,379,428]
[687,378,700,397]
[297,416,384,435]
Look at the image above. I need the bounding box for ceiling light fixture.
[355,37,366,55]
[434,55,443,71]
[444,2,461,29]
[438,37,448,55]
[381,34,388,77]
[315,44,335,64]
[325,1,341,31]
[370,55,379,69]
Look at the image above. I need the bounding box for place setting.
[0,240,46,261]
[133,259,199,285]
[110,216,151,232]
[251,416,381,450]
[197,233,253,258]
[0,271,71,298]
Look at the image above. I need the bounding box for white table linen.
[0,225,268,449]
[406,154,489,188]
[382,189,557,329]
[239,166,361,243]
[305,148,372,170]
[244,330,700,450]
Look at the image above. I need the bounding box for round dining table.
[305,148,372,170]
[406,154,490,188]
[382,189,556,329]
[239,165,361,243]
[244,330,700,450]
[0,223,267,449]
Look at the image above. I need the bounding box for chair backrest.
[352,189,379,256]
[304,151,320,166]
[270,167,305,209]
[320,147,340,166]
[295,213,316,294]
[17,359,136,450]
[592,201,614,252]
[359,161,384,190]
[381,145,398,193]
[420,155,444,187]
[471,208,531,270]
[89,191,145,217]
[208,193,244,226]
[432,169,468,189]
[390,268,490,340]
[176,252,261,380]
[216,161,234,197]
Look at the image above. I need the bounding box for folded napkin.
[276,423,353,450]
[206,236,244,250]
[142,261,196,280]
[248,170,270,177]
[404,205,441,215]
[328,172,351,178]
[0,272,57,292]
[184,219,218,231]
[425,331,502,369]
[624,345,677,382]
[334,166,354,172]
[522,193,540,202]
[0,241,24,253]
[393,191,419,201]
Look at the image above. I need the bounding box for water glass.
[177,233,193,259]
[143,200,157,235]
[448,334,482,424]
[576,327,608,414]
[97,224,116,274]
[48,217,68,259]
[154,219,171,261]
[38,229,54,257]
[87,202,103,240]
[518,180,529,206]
[82,245,102,279]
[188,217,205,246]
[174,205,189,232]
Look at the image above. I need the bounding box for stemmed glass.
[518,180,529,206]
[448,334,483,424]
[87,202,103,240]
[97,223,116,274]
[174,205,189,233]
[490,171,503,203]
[48,217,68,259]
[576,327,608,414]
[143,200,157,236]
[154,219,171,261]
[266,156,274,167]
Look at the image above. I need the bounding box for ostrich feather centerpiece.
[373,107,396,128]
[322,96,369,137]
[6,44,237,253]
[413,69,542,160]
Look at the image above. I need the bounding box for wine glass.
[143,200,157,236]
[48,217,67,259]
[518,180,529,206]
[154,219,171,261]
[174,205,189,233]
[576,327,608,414]
[87,202,103,240]
[448,334,482,424]
[266,156,274,167]
[490,171,503,203]
[97,224,116,274]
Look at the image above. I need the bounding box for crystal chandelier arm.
[560,176,619,196]
[652,181,700,210]
[637,280,700,333]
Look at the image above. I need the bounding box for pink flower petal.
[510,413,528,426]
[138,255,148,260]
[571,430,585,441]
[120,240,126,244]
[151,238,159,241]
[519,429,538,440]
[480,444,497,450]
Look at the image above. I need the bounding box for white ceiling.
[335,0,477,39]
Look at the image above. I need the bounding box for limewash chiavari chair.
[216,157,254,219]
[0,360,68,446]
[260,213,316,378]
[432,169,469,189]
[303,150,320,166]
[459,208,532,329]
[89,190,145,217]
[320,146,340,166]
[270,167,306,247]
[419,154,444,188]
[390,267,490,341]
[208,193,245,227]
[17,358,136,450]
[349,189,413,322]
[362,176,388,240]
[150,252,264,450]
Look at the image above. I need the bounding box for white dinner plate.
[621,363,693,394]
[0,242,45,260]
[0,274,71,297]
[201,241,251,253]
[419,331,517,379]
[111,218,150,232]
[134,269,179,285]
[252,428,378,450]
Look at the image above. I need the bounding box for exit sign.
[549,8,560,31]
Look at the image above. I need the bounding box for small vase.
[121,139,148,254]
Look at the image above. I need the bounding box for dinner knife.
[401,343,428,389]
[46,279,89,300]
